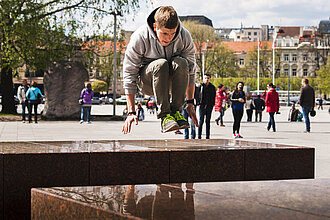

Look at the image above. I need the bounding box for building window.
[248,32,251,35]
[292,54,297,61]
[254,32,257,36]
[286,42,290,47]
[303,55,307,61]
[303,68,308,76]
[284,69,289,76]
[292,69,297,76]
[284,54,289,61]
[254,38,257,41]
[239,59,245,65]
[237,36,240,39]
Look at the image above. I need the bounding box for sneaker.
[161,114,179,133]
[80,120,83,124]
[173,111,189,129]
[87,121,92,124]
[220,124,225,127]
[237,134,243,138]
[215,118,219,125]
[22,120,25,123]
[234,134,239,139]
[174,130,183,135]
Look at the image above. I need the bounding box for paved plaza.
[0,105,329,178]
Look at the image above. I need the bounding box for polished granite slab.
[31,178,330,219]
[0,139,314,219]
[0,139,314,153]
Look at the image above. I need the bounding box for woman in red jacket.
[215,84,228,127]
[265,83,279,132]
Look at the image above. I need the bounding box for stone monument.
[42,61,88,120]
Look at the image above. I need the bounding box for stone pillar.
[42,61,88,120]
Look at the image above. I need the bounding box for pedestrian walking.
[298,78,315,133]
[25,81,43,123]
[122,6,198,134]
[253,95,265,122]
[245,95,254,122]
[197,74,216,139]
[17,79,29,123]
[318,98,323,110]
[182,84,198,139]
[136,102,145,121]
[265,83,279,132]
[80,83,94,124]
[215,84,228,127]
[230,82,246,138]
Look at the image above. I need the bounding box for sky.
[120,0,330,31]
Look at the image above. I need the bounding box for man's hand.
[122,115,138,134]
[186,104,198,127]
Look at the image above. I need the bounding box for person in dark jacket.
[299,78,315,133]
[197,74,216,139]
[230,82,246,138]
[265,83,279,132]
[253,95,265,122]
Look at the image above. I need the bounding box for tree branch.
[33,0,85,20]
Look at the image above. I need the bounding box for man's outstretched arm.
[185,83,198,127]
[122,94,138,134]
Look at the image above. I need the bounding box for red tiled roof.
[277,27,300,37]
[221,41,273,54]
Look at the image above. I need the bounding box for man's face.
[22,80,27,86]
[301,79,305,87]
[203,75,210,84]
[153,23,177,46]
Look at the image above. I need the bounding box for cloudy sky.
[121,0,330,31]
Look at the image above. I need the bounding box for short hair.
[204,74,211,78]
[303,78,309,84]
[154,6,178,29]
[86,83,92,88]
[218,84,223,89]
[31,81,38,87]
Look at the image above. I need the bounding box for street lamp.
[287,60,290,106]
[110,9,122,116]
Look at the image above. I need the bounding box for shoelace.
[163,114,175,125]
[174,112,186,121]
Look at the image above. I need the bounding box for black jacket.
[197,83,216,106]
[253,98,265,111]
[299,85,315,107]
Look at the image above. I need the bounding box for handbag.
[310,109,316,117]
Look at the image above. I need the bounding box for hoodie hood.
[146,7,182,44]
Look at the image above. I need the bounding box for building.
[179,15,213,27]
[274,26,327,77]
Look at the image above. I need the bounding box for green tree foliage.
[182,20,216,79]
[239,47,280,78]
[85,36,125,95]
[0,0,142,114]
[92,80,108,93]
[212,77,318,92]
[205,44,238,78]
[317,57,330,95]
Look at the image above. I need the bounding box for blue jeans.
[217,107,225,124]
[81,106,91,122]
[267,112,276,131]
[183,108,196,139]
[21,101,28,121]
[198,105,213,139]
[302,106,311,132]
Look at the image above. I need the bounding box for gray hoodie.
[123,8,196,94]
